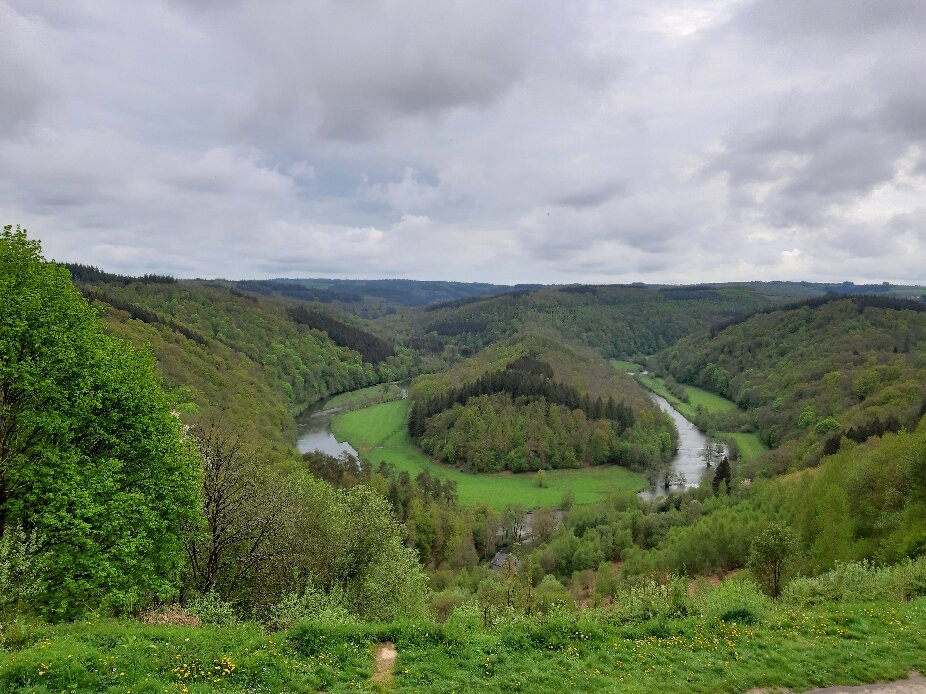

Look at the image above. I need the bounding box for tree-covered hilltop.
[66,275,431,457]
[654,295,926,472]
[393,283,786,359]
[231,277,537,318]
[408,334,676,473]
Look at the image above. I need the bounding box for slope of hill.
[654,295,926,472]
[67,273,425,457]
[408,332,676,473]
[396,283,786,359]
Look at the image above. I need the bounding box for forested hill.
[67,272,425,458]
[654,295,926,473]
[409,333,676,474]
[231,277,539,317]
[396,284,787,359]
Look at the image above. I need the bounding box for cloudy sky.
[3,0,925,283]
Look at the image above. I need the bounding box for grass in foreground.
[331,400,647,510]
[3,600,925,693]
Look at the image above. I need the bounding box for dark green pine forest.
[4,224,926,693]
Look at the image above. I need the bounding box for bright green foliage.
[748,522,798,597]
[0,227,201,618]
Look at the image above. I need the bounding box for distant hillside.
[231,277,539,317]
[67,273,424,457]
[655,295,926,472]
[409,332,676,473]
[399,284,786,359]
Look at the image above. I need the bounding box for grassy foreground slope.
[2,596,925,693]
[332,399,647,509]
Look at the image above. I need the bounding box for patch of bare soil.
[372,642,397,685]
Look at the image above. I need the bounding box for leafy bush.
[0,528,41,616]
[693,578,770,624]
[187,591,238,627]
[783,557,926,605]
[608,575,689,622]
[269,588,356,631]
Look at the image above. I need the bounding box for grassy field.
[325,382,405,411]
[331,400,647,510]
[634,373,767,462]
[609,359,644,372]
[722,431,769,462]
[3,600,925,693]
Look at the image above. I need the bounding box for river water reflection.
[639,392,712,499]
[296,405,358,458]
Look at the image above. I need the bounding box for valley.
[4,232,926,693]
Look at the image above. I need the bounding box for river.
[296,404,358,458]
[639,391,714,499]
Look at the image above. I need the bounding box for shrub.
[268,588,356,631]
[608,575,689,622]
[187,591,238,627]
[693,578,770,624]
[0,527,41,616]
[783,558,926,606]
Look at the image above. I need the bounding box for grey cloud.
[2,0,926,284]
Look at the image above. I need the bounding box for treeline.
[408,359,634,439]
[289,305,393,362]
[710,294,926,337]
[236,279,364,304]
[66,262,176,285]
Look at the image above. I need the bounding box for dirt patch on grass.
[372,642,397,684]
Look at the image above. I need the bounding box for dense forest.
[408,334,676,473]
[654,295,926,473]
[395,283,784,359]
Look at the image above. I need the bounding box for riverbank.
[632,371,767,463]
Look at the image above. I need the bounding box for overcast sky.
[3,1,925,283]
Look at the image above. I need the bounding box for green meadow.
[608,359,644,373]
[331,399,647,510]
[324,381,405,411]
[4,598,926,693]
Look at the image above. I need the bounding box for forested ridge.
[67,272,427,457]
[408,334,676,473]
[397,283,785,359]
[654,296,926,473]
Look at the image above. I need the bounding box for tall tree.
[0,226,201,617]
